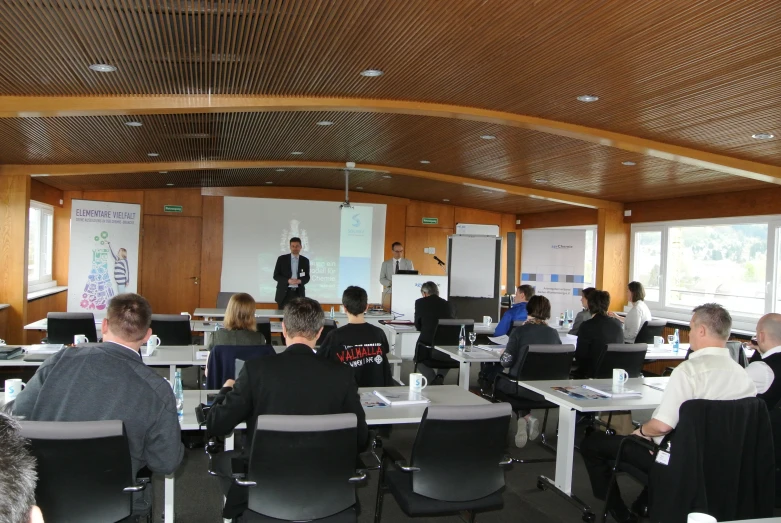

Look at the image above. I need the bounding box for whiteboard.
[449,236,498,297]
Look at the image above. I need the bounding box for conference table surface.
[194,308,395,321]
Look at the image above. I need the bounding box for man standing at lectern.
[380,242,414,296]
[273,237,311,309]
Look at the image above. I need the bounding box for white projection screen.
[221,197,387,303]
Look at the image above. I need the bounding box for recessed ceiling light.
[316,121,334,126]
[265,181,273,184]
[291,151,303,155]
[752,132,775,140]
[276,168,285,172]
[480,135,496,140]
[360,69,384,77]
[166,183,174,186]
[577,94,599,102]
[382,175,392,179]
[124,121,142,127]
[89,63,117,72]
[483,190,492,193]
[420,160,431,164]
[621,161,636,166]
[356,186,364,190]
[534,179,548,183]
[147,152,159,157]
[159,171,168,174]
[442,199,450,202]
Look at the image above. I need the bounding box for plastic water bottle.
[330,306,335,319]
[173,370,184,421]
[673,329,680,353]
[458,324,466,351]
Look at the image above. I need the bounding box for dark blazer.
[206,344,368,449]
[272,253,311,305]
[414,294,455,347]
[574,313,624,378]
[500,322,562,377]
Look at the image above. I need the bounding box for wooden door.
[405,226,453,276]
[140,215,202,314]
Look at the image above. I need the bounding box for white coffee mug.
[653,336,664,348]
[482,316,492,326]
[73,334,88,345]
[687,513,717,523]
[409,373,428,392]
[144,335,162,356]
[5,379,25,402]
[612,368,629,390]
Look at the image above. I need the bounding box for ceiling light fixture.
[291,151,303,155]
[534,179,548,183]
[360,69,384,77]
[124,121,142,127]
[159,171,168,174]
[166,183,174,186]
[442,199,450,202]
[420,160,430,164]
[621,161,636,166]
[752,132,775,140]
[577,94,599,102]
[463,182,507,193]
[265,181,273,184]
[147,152,159,157]
[276,168,285,172]
[316,121,334,126]
[89,63,117,72]
[480,135,496,140]
[383,175,392,179]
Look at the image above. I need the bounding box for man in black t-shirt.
[318,286,395,387]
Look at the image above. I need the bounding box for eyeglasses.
[393,250,404,254]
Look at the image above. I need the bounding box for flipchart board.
[446,235,501,322]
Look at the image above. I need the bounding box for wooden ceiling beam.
[1,95,779,185]
[0,160,620,210]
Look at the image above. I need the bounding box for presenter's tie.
[395,260,399,274]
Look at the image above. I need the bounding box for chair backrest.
[594,343,647,378]
[255,317,272,344]
[432,319,475,346]
[315,319,337,346]
[150,314,192,345]
[726,341,749,368]
[20,420,134,523]
[206,345,275,388]
[409,403,511,502]
[216,291,237,309]
[634,319,667,344]
[507,320,525,337]
[515,344,576,381]
[246,413,359,520]
[46,312,98,344]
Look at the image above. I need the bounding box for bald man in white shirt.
[746,313,781,410]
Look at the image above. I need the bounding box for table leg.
[225,432,234,451]
[170,364,176,383]
[459,361,470,391]
[392,362,402,384]
[203,331,211,348]
[554,407,576,494]
[164,474,174,523]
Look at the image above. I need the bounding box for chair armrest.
[382,445,419,472]
[499,454,514,468]
[348,469,369,484]
[122,482,148,493]
[491,372,516,400]
[614,435,658,470]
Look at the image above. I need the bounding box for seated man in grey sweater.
[13,293,184,478]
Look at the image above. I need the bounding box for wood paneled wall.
[0,175,31,343]
[596,208,630,312]
[25,291,67,344]
[626,187,781,223]
[0,307,8,343]
[517,208,598,229]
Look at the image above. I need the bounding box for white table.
[645,343,690,360]
[195,308,394,323]
[433,345,503,390]
[516,377,668,519]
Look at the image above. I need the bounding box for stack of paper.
[373,390,430,406]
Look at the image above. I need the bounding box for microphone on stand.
[433,255,445,266]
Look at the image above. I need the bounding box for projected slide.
[221,197,387,303]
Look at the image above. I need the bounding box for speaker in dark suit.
[272,237,311,309]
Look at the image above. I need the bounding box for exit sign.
[422,217,438,225]
[164,205,183,213]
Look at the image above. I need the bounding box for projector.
[339,201,353,209]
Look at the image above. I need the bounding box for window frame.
[630,215,780,332]
[28,200,55,291]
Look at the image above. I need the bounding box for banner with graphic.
[521,229,586,325]
[338,205,374,293]
[67,200,142,316]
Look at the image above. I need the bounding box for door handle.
[190,276,199,285]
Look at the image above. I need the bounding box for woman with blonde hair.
[206,293,266,351]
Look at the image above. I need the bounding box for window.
[28,201,54,290]
[631,216,779,331]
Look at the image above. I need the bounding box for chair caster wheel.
[536,479,546,491]
[582,512,595,522]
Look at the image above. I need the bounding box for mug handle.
[420,376,428,389]
[620,370,629,382]
[154,337,162,347]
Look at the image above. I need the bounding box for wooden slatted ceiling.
[34,168,569,214]
[0,1,778,165]
[0,112,768,202]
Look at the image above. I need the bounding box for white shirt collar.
[108,340,140,355]
[688,347,731,360]
[762,345,781,359]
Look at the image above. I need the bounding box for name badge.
[654,450,670,466]
[300,271,306,277]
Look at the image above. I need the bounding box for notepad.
[581,384,642,398]
[373,390,430,406]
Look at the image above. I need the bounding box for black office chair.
[315,318,338,346]
[726,340,749,368]
[255,318,272,344]
[506,320,525,338]
[206,344,276,389]
[209,413,367,522]
[19,420,150,523]
[633,319,667,344]
[375,403,512,523]
[593,343,647,379]
[216,292,239,309]
[413,319,475,374]
[150,314,192,345]
[45,312,98,344]
[492,344,576,460]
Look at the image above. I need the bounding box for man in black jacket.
[746,313,781,409]
[573,290,624,378]
[414,281,455,383]
[272,237,311,309]
[207,297,368,519]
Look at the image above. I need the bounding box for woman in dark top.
[497,295,561,448]
[569,287,595,335]
[573,290,624,378]
[205,293,267,377]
